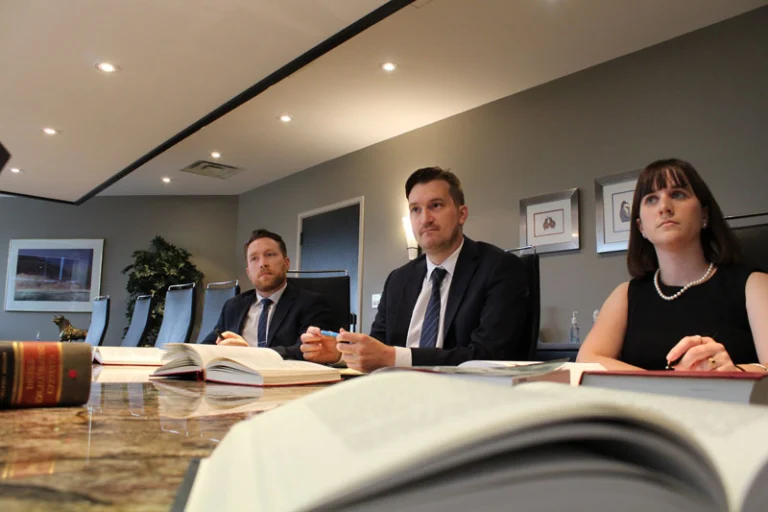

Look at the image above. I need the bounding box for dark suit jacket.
[200,281,334,360]
[370,236,529,366]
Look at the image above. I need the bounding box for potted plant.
[122,236,204,346]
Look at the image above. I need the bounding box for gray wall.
[0,196,238,343]
[237,8,768,341]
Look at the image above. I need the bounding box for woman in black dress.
[578,158,768,371]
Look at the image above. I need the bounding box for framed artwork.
[519,188,580,254]
[595,170,640,253]
[4,239,104,312]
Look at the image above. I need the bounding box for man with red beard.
[201,229,334,360]
[301,167,530,372]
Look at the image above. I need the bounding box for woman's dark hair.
[627,158,740,278]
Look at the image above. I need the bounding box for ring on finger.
[708,356,717,369]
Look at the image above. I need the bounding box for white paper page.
[184,372,648,512]
[165,344,283,368]
[93,346,166,366]
[522,383,768,512]
[458,360,605,385]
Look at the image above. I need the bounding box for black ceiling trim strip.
[74,0,415,205]
[0,189,76,205]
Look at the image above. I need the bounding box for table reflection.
[0,373,326,510]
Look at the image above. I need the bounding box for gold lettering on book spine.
[55,343,63,403]
[13,342,23,406]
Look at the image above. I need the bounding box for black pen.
[215,328,224,339]
[665,355,683,370]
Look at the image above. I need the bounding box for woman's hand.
[666,335,738,371]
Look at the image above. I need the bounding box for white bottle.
[35,331,41,341]
[569,311,580,344]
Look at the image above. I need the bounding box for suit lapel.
[267,283,295,345]
[442,237,479,338]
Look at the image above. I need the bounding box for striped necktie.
[419,267,447,348]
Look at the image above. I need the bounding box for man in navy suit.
[200,229,334,360]
[301,167,530,372]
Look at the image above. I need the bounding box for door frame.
[296,196,365,329]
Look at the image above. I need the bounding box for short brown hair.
[627,158,739,278]
[405,167,465,206]
[243,229,288,260]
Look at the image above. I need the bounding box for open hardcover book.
[177,372,768,512]
[152,344,341,387]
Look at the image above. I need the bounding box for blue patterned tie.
[257,298,273,348]
[419,267,448,349]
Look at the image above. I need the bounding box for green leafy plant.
[122,236,204,346]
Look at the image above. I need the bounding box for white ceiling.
[1,0,766,202]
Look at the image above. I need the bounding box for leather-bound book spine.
[0,341,92,408]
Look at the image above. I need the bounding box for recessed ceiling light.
[210,151,221,159]
[381,62,397,72]
[162,177,171,184]
[42,127,58,135]
[9,168,22,173]
[279,114,292,123]
[96,62,118,73]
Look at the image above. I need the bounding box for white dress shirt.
[394,240,464,367]
[241,282,287,347]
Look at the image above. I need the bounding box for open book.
[178,372,768,512]
[93,346,166,366]
[458,359,605,386]
[152,344,341,387]
[373,360,571,386]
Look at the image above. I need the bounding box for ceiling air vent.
[179,160,243,180]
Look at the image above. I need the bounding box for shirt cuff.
[394,346,413,367]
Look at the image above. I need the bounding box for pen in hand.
[665,355,683,370]
[320,330,353,344]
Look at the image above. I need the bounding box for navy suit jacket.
[369,236,530,366]
[200,281,334,360]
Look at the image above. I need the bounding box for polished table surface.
[0,367,328,511]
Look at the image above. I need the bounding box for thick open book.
[459,359,605,386]
[93,346,166,366]
[152,344,341,387]
[178,372,768,512]
[580,370,768,405]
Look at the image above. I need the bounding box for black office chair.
[726,212,768,272]
[121,294,153,347]
[195,280,240,343]
[506,246,540,360]
[155,283,196,348]
[287,270,357,332]
[84,295,110,347]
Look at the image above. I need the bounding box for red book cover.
[0,341,92,408]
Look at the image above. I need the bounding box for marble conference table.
[0,366,328,511]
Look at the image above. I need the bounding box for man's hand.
[336,330,395,373]
[216,331,249,347]
[300,326,342,363]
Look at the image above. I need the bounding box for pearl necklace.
[654,262,715,301]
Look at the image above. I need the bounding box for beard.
[255,272,286,294]
[420,224,462,253]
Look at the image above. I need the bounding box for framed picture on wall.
[4,239,104,312]
[595,170,640,253]
[519,188,580,254]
